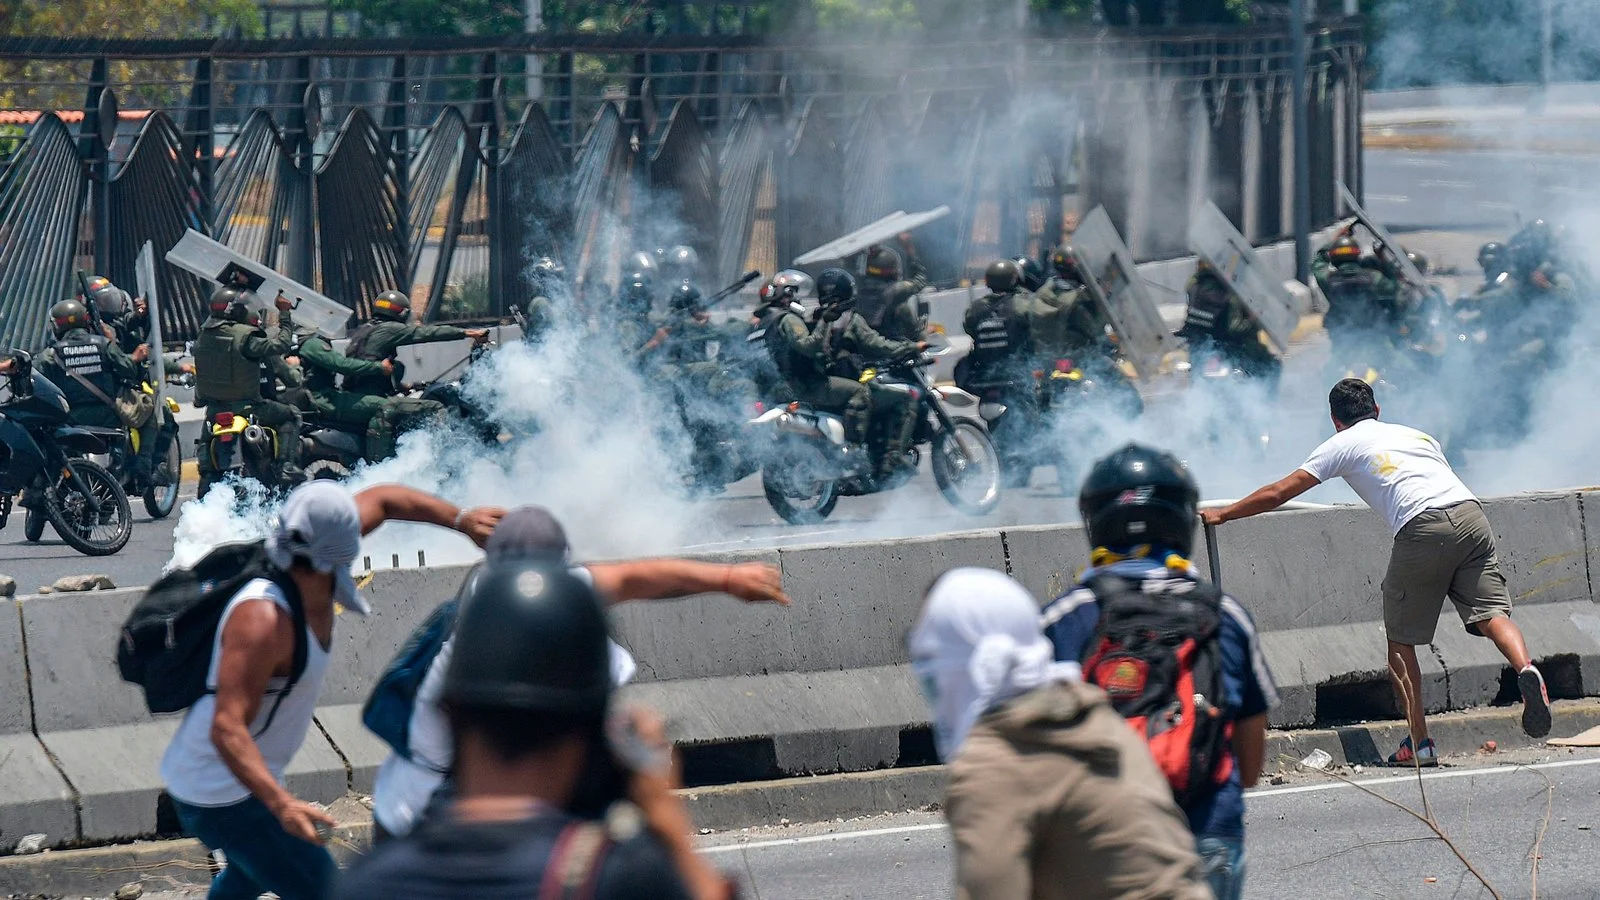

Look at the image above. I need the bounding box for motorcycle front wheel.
[761,440,839,525]
[143,437,182,519]
[46,459,132,556]
[932,418,1002,516]
[23,506,44,542]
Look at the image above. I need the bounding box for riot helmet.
[208,286,253,323]
[661,245,700,284]
[625,250,658,281]
[1013,255,1046,292]
[984,259,1021,294]
[1327,235,1362,263]
[49,300,92,338]
[372,290,412,322]
[531,257,566,289]
[1050,245,1084,282]
[85,276,127,317]
[816,267,856,312]
[443,560,612,718]
[866,247,902,280]
[1508,220,1552,279]
[1477,242,1508,278]
[764,269,814,305]
[1403,249,1429,276]
[1078,443,1200,558]
[668,281,705,318]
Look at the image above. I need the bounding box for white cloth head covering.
[907,567,1082,761]
[264,481,367,615]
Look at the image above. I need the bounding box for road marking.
[1365,194,1410,203]
[702,823,947,855]
[702,758,1600,854]
[1248,755,1600,799]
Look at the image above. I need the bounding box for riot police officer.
[1178,259,1281,387]
[962,260,1037,476]
[659,245,701,291]
[759,269,873,463]
[1477,242,1510,291]
[1029,245,1112,365]
[193,286,304,483]
[1312,232,1402,369]
[1012,255,1047,293]
[84,275,149,355]
[343,291,488,396]
[856,238,929,343]
[37,299,160,483]
[614,263,659,364]
[520,257,566,344]
[295,326,443,464]
[816,268,925,480]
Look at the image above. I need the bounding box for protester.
[1045,443,1277,900]
[158,481,503,900]
[370,504,790,842]
[1202,378,1551,765]
[335,559,736,899]
[908,567,1211,900]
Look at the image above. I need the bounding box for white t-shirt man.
[371,565,637,838]
[1298,419,1476,536]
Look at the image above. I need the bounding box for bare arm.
[353,484,504,545]
[209,599,335,843]
[1232,713,1268,789]
[586,560,789,606]
[1201,469,1319,526]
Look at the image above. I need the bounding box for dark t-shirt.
[334,810,694,900]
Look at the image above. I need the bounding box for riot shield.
[165,229,355,338]
[1070,206,1177,378]
[1187,201,1304,355]
[793,206,951,266]
[134,242,167,412]
[1337,182,1428,290]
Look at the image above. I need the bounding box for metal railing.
[0,20,1364,348]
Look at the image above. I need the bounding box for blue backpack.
[362,598,458,765]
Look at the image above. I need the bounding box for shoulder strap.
[250,568,309,738]
[538,820,611,900]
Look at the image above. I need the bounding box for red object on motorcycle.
[218,434,234,443]
[1054,359,1075,373]
[214,412,235,428]
[752,401,766,415]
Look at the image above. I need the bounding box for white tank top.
[161,578,332,808]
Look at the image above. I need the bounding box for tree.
[332,0,525,36]
[0,0,262,37]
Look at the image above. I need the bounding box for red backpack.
[1082,572,1233,807]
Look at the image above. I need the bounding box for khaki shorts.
[1382,500,1513,645]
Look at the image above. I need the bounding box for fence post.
[83,57,111,275]
[476,54,505,318]
[387,54,411,281]
[286,56,316,288]
[187,57,215,230]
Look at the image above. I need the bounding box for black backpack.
[117,541,307,729]
[1081,572,1231,808]
[362,597,459,768]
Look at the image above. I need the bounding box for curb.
[6,702,1593,896]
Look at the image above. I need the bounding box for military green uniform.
[1178,270,1278,377]
[857,257,929,343]
[37,327,159,476]
[1313,246,1406,371]
[193,311,302,477]
[295,334,440,462]
[520,295,558,344]
[760,305,872,444]
[821,309,920,470]
[343,321,474,395]
[1028,276,1109,361]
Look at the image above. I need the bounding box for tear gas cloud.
[168,10,1600,571]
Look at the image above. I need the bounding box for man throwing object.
[1201,378,1550,766]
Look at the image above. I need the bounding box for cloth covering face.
[265,481,367,615]
[908,567,1082,761]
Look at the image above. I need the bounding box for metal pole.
[1541,0,1554,87]
[525,0,543,102]
[1291,0,1311,284]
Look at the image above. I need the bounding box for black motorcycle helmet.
[1403,248,1429,276]
[1078,443,1200,558]
[985,259,1021,294]
[85,276,127,317]
[816,267,856,311]
[208,286,253,323]
[49,299,91,338]
[668,281,705,317]
[866,247,902,280]
[661,245,700,284]
[1327,235,1362,264]
[1050,245,1084,282]
[372,290,412,322]
[1013,255,1046,292]
[1477,241,1508,280]
[443,560,612,718]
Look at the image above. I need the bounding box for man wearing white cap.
[160,481,503,900]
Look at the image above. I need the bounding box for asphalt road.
[1363,147,1600,232]
[107,746,1600,900]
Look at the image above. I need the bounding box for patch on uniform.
[1093,657,1149,699]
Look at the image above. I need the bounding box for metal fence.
[0,20,1364,347]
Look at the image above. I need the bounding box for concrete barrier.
[21,589,347,843]
[0,600,75,853]
[6,487,1600,843]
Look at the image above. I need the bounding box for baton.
[76,269,107,335]
[704,270,763,309]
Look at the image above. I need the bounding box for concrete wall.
[5,488,1600,845]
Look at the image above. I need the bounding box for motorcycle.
[74,383,185,520]
[752,342,1001,524]
[0,353,133,556]
[975,353,1144,489]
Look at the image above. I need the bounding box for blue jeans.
[1196,833,1246,900]
[173,795,337,900]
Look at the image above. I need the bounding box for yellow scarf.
[1089,545,1192,573]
